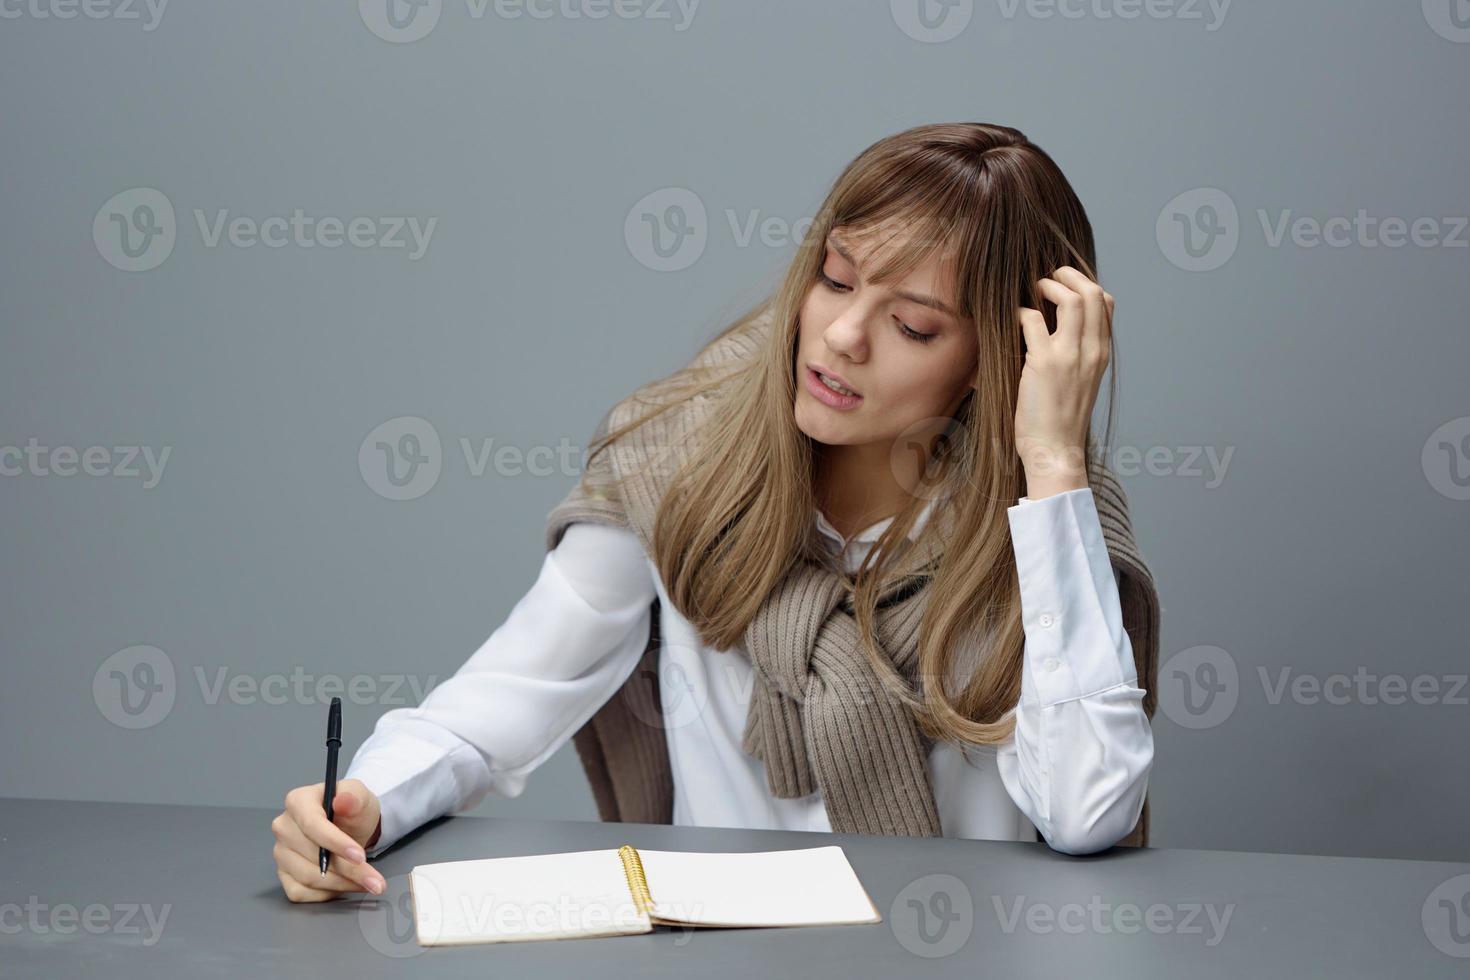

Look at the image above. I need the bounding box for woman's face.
[794,225,978,449]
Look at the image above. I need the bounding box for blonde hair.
[590,122,1117,749]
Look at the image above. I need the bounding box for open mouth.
[804,366,863,408]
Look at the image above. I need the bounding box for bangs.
[827,181,979,320]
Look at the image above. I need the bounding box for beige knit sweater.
[544,310,1160,847]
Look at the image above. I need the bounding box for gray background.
[1,0,1466,863]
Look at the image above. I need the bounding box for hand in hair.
[1013,267,1115,500]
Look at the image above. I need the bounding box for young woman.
[270,122,1159,903]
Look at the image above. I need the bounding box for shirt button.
[1038,612,1055,628]
[1043,657,1060,672]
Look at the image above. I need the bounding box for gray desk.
[2,797,1466,978]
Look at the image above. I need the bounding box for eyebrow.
[827,234,959,318]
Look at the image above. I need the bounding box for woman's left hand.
[1013,267,1114,499]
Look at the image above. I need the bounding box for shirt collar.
[812,493,942,549]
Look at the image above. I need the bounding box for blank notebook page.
[637,845,881,927]
[412,848,647,944]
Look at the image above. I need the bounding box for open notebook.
[408,843,882,946]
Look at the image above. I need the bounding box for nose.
[822,308,869,363]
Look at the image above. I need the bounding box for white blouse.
[346,487,1153,857]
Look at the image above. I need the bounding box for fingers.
[1036,267,1112,366]
[1033,275,1086,349]
[1017,306,1050,355]
[271,810,386,895]
[277,867,337,904]
[284,784,366,863]
[274,839,378,896]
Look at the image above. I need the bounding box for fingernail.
[367,877,384,894]
[348,846,365,863]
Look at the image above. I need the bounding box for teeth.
[818,372,856,396]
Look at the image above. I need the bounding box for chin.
[794,398,862,446]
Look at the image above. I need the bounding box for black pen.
[319,697,342,878]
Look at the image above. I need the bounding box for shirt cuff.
[346,736,485,858]
[1007,486,1135,708]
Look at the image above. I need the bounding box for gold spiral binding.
[617,844,655,917]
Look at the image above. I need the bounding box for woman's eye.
[899,322,938,344]
[819,271,937,344]
[819,271,850,292]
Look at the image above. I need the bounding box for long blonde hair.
[591,122,1116,749]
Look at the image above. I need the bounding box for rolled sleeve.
[997,487,1153,854]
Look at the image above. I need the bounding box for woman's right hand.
[271,778,387,903]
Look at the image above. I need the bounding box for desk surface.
[2,796,1466,978]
